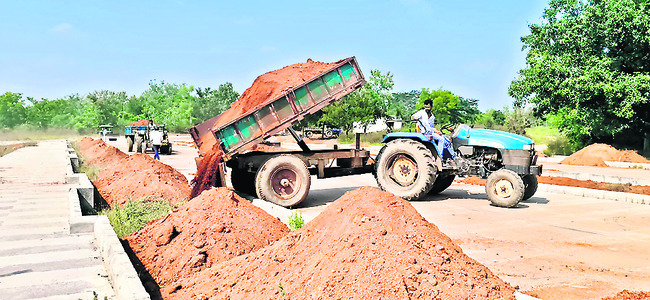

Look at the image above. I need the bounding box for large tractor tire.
[374,139,437,200]
[255,154,311,207]
[521,175,539,201]
[135,135,144,153]
[231,168,257,196]
[486,169,525,208]
[428,172,456,195]
[126,136,134,152]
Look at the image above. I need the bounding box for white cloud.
[50,23,73,34]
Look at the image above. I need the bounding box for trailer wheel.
[127,136,134,152]
[323,129,333,139]
[255,154,311,207]
[231,168,257,196]
[521,175,538,201]
[428,172,455,195]
[167,144,173,155]
[135,135,144,153]
[375,139,437,200]
[486,169,525,208]
[305,130,313,139]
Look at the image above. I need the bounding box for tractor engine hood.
[454,125,534,151]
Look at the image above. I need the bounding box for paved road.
[107,134,650,299]
[0,140,114,300]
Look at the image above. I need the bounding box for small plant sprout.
[287,211,304,231]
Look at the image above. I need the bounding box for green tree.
[87,90,129,127]
[193,83,239,124]
[390,90,420,120]
[0,92,27,128]
[474,108,506,129]
[449,97,481,125]
[509,0,650,148]
[416,88,460,126]
[320,70,393,132]
[139,81,196,132]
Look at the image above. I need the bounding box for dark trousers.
[153,145,160,160]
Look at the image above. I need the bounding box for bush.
[287,211,304,231]
[544,135,574,156]
[105,199,174,238]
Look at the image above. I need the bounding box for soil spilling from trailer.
[78,137,191,207]
[172,187,516,299]
[456,176,650,196]
[602,290,650,300]
[190,59,339,198]
[130,119,152,126]
[125,188,289,299]
[78,137,128,168]
[561,143,650,167]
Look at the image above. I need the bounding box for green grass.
[104,198,175,238]
[524,126,561,145]
[287,211,304,231]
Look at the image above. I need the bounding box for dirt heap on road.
[191,59,339,198]
[78,137,128,168]
[125,188,289,299]
[561,143,649,167]
[171,187,516,299]
[94,153,191,207]
[602,290,650,300]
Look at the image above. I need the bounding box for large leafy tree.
[193,83,239,124]
[416,88,460,126]
[390,90,420,120]
[509,0,650,148]
[320,70,393,132]
[0,92,27,128]
[139,81,195,132]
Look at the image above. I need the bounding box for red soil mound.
[602,290,650,300]
[172,187,516,299]
[130,119,151,126]
[94,153,191,207]
[78,138,128,168]
[191,59,339,198]
[125,188,289,299]
[561,143,650,167]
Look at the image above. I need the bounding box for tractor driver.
[411,99,455,160]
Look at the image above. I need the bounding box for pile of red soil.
[456,176,650,196]
[561,144,650,167]
[171,187,516,299]
[602,290,650,300]
[191,59,340,198]
[125,188,289,299]
[78,137,128,168]
[94,153,191,207]
[130,119,151,126]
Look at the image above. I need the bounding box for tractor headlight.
[522,144,534,151]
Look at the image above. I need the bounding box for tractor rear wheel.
[428,172,455,195]
[135,135,144,153]
[486,169,525,208]
[375,139,437,200]
[255,154,311,207]
[521,175,538,201]
[127,136,134,152]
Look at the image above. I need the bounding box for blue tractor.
[374,124,542,207]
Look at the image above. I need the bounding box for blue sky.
[0,0,548,111]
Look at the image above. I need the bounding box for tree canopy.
[509,0,650,148]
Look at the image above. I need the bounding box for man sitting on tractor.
[411,99,455,160]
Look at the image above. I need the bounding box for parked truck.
[190,57,542,208]
[125,124,172,154]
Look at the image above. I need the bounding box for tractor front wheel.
[486,169,525,208]
[375,139,437,200]
[521,175,539,201]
